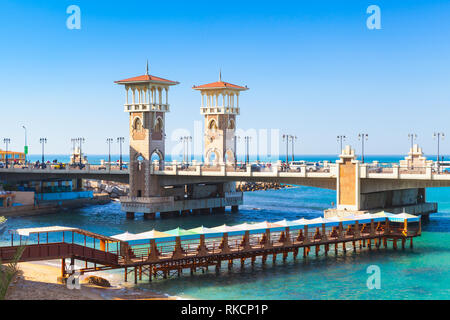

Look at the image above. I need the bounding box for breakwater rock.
[236,182,293,192]
[85,180,129,199]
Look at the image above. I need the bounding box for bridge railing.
[150,161,335,176]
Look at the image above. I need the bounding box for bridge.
[0,214,421,283]
[1,68,447,219]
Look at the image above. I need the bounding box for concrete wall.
[37,191,94,201]
[360,188,423,210]
[12,191,35,205]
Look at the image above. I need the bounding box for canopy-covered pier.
[0,212,421,283]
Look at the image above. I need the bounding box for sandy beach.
[5,261,178,300]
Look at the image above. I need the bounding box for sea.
[1,154,449,299]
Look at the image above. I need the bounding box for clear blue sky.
[1,0,449,157]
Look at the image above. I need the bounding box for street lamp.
[282,134,297,163]
[117,137,125,170]
[3,138,11,168]
[244,136,251,164]
[106,138,113,169]
[22,126,28,164]
[39,138,47,164]
[408,133,417,150]
[180,136,192,163]
[76,138,85,166]
[358,133,369,163]
[233,135,240,166]
[337,135,346,154]
[433,132,445,167]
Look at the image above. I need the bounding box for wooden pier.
[0,216,421,284]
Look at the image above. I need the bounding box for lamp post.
[106,138,113,169]
[233,135,240,167]
[180,136,192,163]
[433,132,445,169]
[22,126,28,164]
[358,133,369,163]
[282,134,297,163]
[3,138,10,168]
[117,137,125,170]
[75,138,85,166]
[39,138,47,164]
[408,133,417,150]
[337,135,346,154]
[244,136,251,164]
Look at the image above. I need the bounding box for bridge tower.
[193,73,248,164]
[115,66,179,200]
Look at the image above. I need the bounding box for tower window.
[208,119,218,130]
[155,117,164,133]
[133,117,143,131]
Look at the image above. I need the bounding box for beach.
[5,261,178,300]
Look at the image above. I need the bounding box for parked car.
[289,161,306,172]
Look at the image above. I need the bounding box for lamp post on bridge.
[39,138,47,164]
[22,126,28,164]
[408,133,417,150]
[337,135,346,154]
[3,138,11,168]
[106,138,113,169]
[117,137,125,170]
[433,132,445,170]
[76,138,85,167]
[244,136,251,165]
[282,134,297,164]
[358,133,368,163]
[180,136,192,163]
[233,135,240,167]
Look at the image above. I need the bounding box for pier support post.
[240,258,245,268]
[272,253,277,263]
[231,205,239,213]
[144,212,156,220]
[393,238,398,250]
[335,243,338,255]
[228,259,233,270]
[315,245,320,256]
[401,238,405,250]
[124,267,127,282]
[61,258,66,279]
[134,267,138,284]
[383,237,387,248]
[251,256,256,266]
[342,242,346,253]
[126,212,135,220]
[410,237,413,249]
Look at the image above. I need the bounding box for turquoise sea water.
[1,186,449,299]
[1,154,450,299]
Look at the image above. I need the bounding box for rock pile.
[236,182,292,192]
[85,180,129,199]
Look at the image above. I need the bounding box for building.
[0,149,25,164]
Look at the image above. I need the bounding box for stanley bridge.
[1,69,449,219]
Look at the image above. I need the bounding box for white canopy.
[111,231,140,241]
[13,226,77,237]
